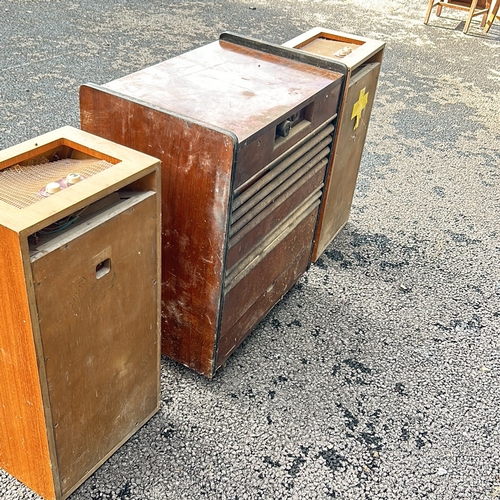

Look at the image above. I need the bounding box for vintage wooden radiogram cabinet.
[80,33,347,377]
[284,28,385,261]
[0,127,161,500]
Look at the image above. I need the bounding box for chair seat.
[424,0,491,33]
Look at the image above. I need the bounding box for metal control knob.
[276,120,292,138]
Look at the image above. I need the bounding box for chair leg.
[484,0,499,32]
[480,0,491,26]
[424,0,439,23]
[437,0,446,16]
[464,0,480,32]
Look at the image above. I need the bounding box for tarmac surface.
[1,0,499,499]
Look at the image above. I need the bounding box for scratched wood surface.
[101,40,342,146]
[0,127,161,499]
[80,37,344,377]
[31,194,159,498]
[80,85,235,376]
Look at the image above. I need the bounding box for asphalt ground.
[1,0,499,499]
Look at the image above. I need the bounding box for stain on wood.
[283,29,385,262]
[0,127,161,499]
[80,35,345,377]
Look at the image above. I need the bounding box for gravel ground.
[1,0,499,499]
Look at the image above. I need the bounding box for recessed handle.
[95,258,111,279]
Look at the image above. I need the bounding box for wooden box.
[0,127,161,500]
[284,28,385,261]
[80,33,346,377]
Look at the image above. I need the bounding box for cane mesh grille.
[0,158,114,209]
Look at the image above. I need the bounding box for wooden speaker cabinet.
[80,33,346,377]
[0,127,161,500]
[284,28,385,261]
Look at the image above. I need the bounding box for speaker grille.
[0,158,114,209]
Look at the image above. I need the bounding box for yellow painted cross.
[351,87,369,130]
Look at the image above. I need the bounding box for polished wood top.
[103,40,343,143]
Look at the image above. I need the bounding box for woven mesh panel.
[0,158,114,209]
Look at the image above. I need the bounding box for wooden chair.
[424,0,491,33]
[483,0,499,32]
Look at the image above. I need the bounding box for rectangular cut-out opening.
[298,35,364,59]
[95,258,111,279]
[274,102,314,149]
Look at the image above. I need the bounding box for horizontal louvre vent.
[224,119,335,292]
[225,190,322,293]
[228,156,327,248]
[232,121,334,213]
[229,121,334,242]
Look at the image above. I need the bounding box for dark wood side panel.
[80,85,235,377]
[313,63,381,260]
[31,196,159,497]
[0,227,56,500]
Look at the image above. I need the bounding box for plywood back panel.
[313,63,381,257]
[31,194,159,497]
